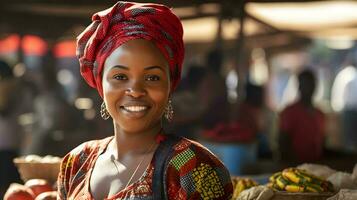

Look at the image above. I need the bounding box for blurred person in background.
[237,82,273,158]
[279,69,325,162]
[199,49,229,131]
[0,60,27,197]
[341,52,357,153]
[25,53,83,156]
[170,64,206,139]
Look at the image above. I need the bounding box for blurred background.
[1,0,357,191]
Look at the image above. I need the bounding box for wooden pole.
[236,1,247,102]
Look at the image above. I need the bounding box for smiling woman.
[57,1,233,200]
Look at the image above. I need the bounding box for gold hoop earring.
[164,99,174,122]
[101,101,110,120]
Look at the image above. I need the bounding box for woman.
[57,2,233,199]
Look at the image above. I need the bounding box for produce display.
[232,178,259,199]
[13,155,62,183]
[24,179,54,197]
[33,191,57,200]
[231,167,338,199]
[3,183,35,200]
[268,168,334,193]
[4,180,57,200]
[3,155,61,200]
[17,155,62,163]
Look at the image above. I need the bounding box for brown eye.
[113,74,128,80]
[145,75,160,81]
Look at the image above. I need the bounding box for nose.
[125,80,146,98]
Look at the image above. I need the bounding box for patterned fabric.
[76,1,184,97]
[57,135,233,199]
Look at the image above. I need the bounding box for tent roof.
[2,0,354,50]
[247,1,357,39]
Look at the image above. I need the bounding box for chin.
[117,119,160,134]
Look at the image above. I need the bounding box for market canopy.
[1,0,357,49]
[0,1,272,41]
[246,1,357,40]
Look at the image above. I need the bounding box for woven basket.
[13,156,62,184]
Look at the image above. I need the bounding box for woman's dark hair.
[298,69,316,84]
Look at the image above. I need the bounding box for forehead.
[103,39,168,71]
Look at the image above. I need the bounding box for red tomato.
[24,179,53,197]
[4,183,35,200]
[34,191,57,200]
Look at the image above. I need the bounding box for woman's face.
[102,39,170,134]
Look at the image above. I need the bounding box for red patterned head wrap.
[77,1,184,98]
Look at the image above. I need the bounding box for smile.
[121,105,149,112]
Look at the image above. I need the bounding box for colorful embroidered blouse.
[57,135,233,199]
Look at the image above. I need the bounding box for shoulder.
[171,138,231,180]
[284,102,299,110]
[166,137,233,199]
[57,137,112,197]
[70,137,109,156]
[314,107,325,118]
[60,137,112,171]
[170,137,226,167]
[281,102,300,115]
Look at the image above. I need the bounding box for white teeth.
[123,106,147,112]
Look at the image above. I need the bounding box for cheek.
[103,92,117,115]
[102,76,113,93]
[102,81,112,101]
[102,82,123,107]
[150,88,170,109]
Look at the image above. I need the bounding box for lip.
[120,106,150,119]
[119,101,151,119]
[121,103,151,107]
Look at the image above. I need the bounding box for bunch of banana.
[232,178,258,199]
[268,168,334,193]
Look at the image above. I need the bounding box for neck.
[111,121,161,158]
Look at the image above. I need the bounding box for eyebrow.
[111,65,164,72]
[144,66,165,72]
[111,65,129,70]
